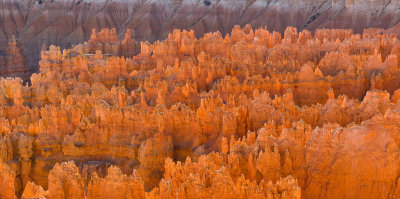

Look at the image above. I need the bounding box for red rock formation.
[87,28,119,55]
[21,181,47,199]
[48,161,84,199]
[86,166,145,199]
[0,36,29,80]
[138,132,173,191]
[150,157,301,199]
[119,29,140,58]
[0,161,16,199]
[2,26,400,198]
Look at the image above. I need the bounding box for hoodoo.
[0,0,400,199]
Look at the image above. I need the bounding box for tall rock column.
[119,29,140,58]
[17,134,33,190]
[3,36,29,80]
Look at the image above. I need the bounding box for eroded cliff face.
[3,0,400,73]
[1,26,400,198]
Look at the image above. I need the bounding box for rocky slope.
[2,0,400,74]
[0,25,400,198]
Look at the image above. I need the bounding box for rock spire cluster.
[1,25,400,198]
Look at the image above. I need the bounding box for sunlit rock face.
[3,15,400,198]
